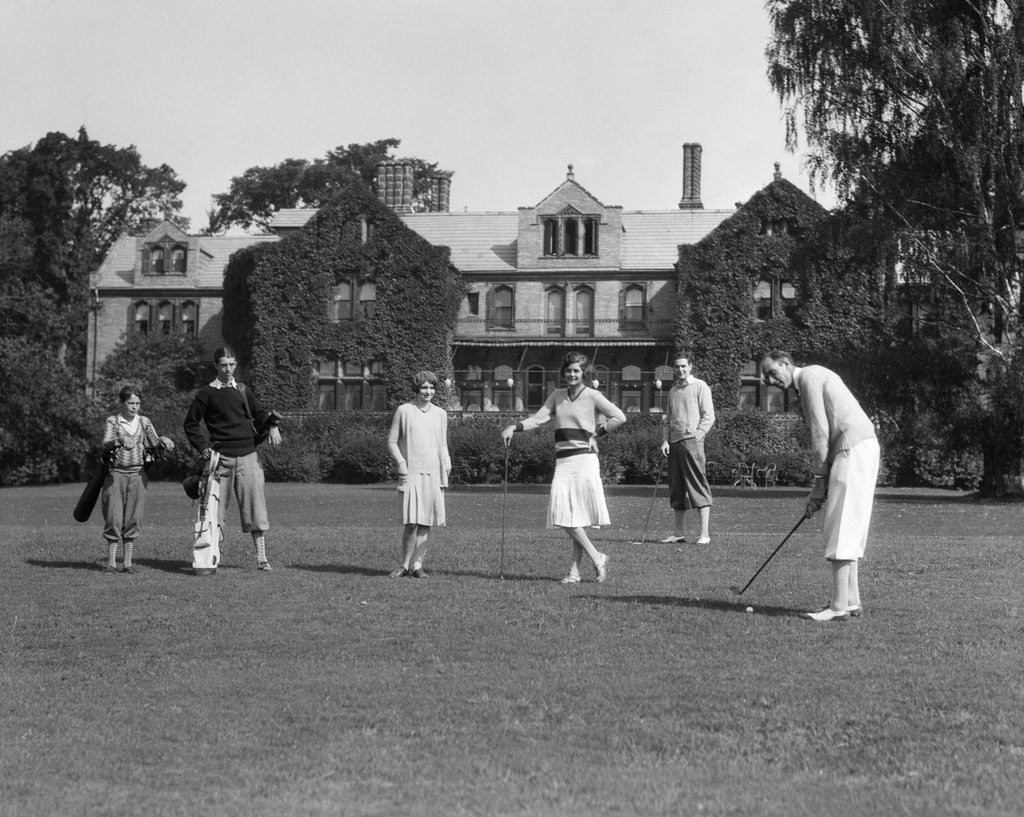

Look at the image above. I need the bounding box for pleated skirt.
[399,472,446,527]
[546,452,610,529]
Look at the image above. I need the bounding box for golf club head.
[729,584,744,596]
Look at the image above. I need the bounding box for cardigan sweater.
[520,387,626,454]
[184,380,273,458]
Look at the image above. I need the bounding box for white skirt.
[399,473,446,527]
[547,452,610,529]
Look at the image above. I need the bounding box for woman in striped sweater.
[100,385,173,573]
[501,352,626,583]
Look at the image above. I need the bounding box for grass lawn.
[1,480,1022,817]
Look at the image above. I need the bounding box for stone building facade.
[89,145,738,413]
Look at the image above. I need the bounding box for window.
[541,214,599,257]
[133,302,149,334]
[151,248,165,274]
[622,285,645,326]
[172,248,186,273]
[466,292,480,315]
[762,218,790,236]
[157,301,173,335]
[574,286,593,336]
[181,301,197,337]
[622,365,642,382]
[739,359,793,412]
[543,219,558,255]
[360,282,376,319]
[753,277,798,321]
[584,219,598,255]
[545,287,565,335]
[330,281,352,322]
[488,285,514,329]
[564,219,579,256]
[592,365,609,390]
[318,383,337,410]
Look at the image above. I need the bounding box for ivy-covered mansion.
[89,144,823,414]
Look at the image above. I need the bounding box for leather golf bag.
[192,451,223,575]
[73,452,112,523]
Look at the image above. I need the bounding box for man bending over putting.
[761,350,879,622]
[660,353,715,545]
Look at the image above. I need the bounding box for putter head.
[729,584,744,596]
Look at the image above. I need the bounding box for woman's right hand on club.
[500,426,515,446]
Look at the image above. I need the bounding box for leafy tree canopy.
[766,0,1024,494]
[206,138,451,234]
[0,127,187,367]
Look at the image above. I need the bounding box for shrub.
[326,433,391,483]
[261,443,323,483]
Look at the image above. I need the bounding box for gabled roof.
[92,233,280,289]
[534,175,606,211]
[267,207,734,273]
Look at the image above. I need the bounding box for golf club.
[731,512,808,596]
[629,456,666,545]
[499,440,510,579]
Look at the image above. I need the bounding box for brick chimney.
[428,173,452,212]
[678,143,704,210]
[374,160,415,213]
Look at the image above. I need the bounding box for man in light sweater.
[761,350,880,622]
[659,353,716,545]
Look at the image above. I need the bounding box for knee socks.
[253,532,267,563]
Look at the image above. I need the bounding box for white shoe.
[805,606,850,622]
[659,535,686,544]
[560,574,581,584]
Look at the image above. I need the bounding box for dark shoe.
[122,566,137,574]
[847,604,863,617]
[388,566,410,578]
[258,561,273,571]
[411,567,428,578]
[806,606,850,622]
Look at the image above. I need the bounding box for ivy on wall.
[222,183,465,409]
[674,178,830,408]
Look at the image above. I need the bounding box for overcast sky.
[0,0,833,231]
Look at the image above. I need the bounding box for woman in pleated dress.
[386,370,451,578]
[501,351,626,583]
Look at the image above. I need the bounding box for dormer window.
[142,234,187,275]
[762,218,790,236]
[541,213,600,257]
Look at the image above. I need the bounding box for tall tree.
[0,127,187,367]
[767,0,1024,495]
[205,138,450,233]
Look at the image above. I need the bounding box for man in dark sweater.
[184,346,282,570]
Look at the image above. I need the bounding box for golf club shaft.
[737,514,807,595]
[636,457,665,544]
[499,444,509,577]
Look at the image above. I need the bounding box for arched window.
[542,219,558,255]
[151,248,165,274]
[620,365,642,413]
[526,365,546,410]
[622,285,645,325]
[172,248,186,273]
[574,286,593,336]
[134,302,150,334]
[360,282,377,318]
[592,364,609,390]
[181,301,197,337]
[330,281,352,322]
[494,364,514,381]
[622,365,642,382]
[545,287,565,334]
[489,285,514,329]
[157,301,173,335]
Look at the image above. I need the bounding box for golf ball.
[745,606,754,613]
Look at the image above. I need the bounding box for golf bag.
[73,452,112,523]
[192,450,223,575]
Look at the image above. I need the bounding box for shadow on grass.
[290,563,555,582]
[589,593,805,618]
[27,557,197,575]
